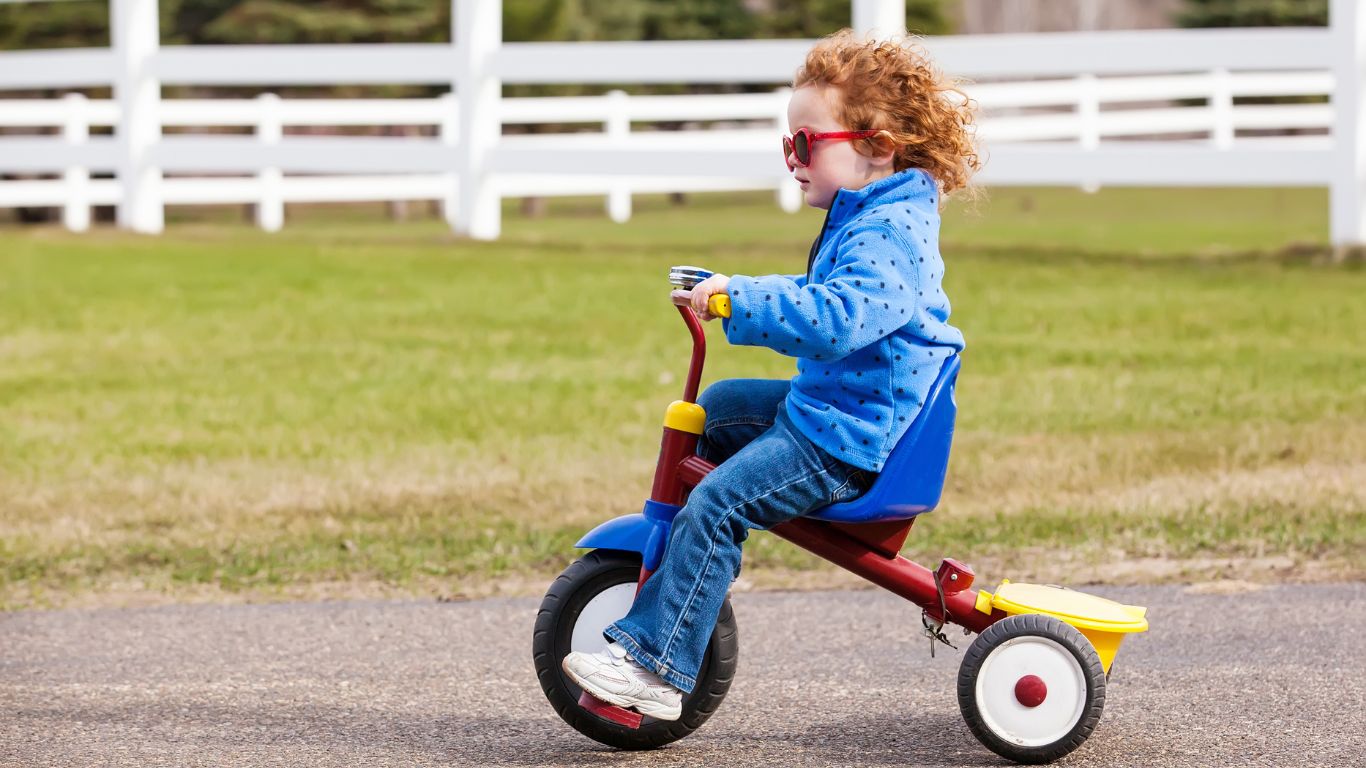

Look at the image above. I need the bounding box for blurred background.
[1,1,1362,610]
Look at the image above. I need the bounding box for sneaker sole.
[561,659,683,722]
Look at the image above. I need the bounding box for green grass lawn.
[2,186,1363,609]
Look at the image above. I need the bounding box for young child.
[562,28,980,721]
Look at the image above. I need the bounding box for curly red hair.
[794,28,982,201]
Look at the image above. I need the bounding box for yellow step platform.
[975,580,1149,673]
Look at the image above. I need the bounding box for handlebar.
[667,266,731,404]
[708,293,732,318]
[669,290,732,319]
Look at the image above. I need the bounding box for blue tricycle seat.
[807,354,960,524]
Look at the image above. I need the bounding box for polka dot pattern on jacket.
[722,167,965,472]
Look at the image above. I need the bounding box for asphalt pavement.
[2,582,1362,767]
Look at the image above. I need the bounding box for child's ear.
[868,130,898,168]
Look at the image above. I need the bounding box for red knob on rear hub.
[1014,674,1047,708]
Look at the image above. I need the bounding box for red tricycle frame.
[578,296,1007,727]
[650,297,1004,634]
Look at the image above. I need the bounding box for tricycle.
[532,266,1149,764]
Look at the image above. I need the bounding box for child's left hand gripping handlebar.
[669,290,731,319]
[668,265,731,319]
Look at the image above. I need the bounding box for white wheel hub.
[570,582,636,655]
[973,635,1087,747]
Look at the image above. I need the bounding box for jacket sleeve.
[722,222,918,361]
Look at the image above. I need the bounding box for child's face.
[786,85,896,210]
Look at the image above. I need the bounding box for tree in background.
[2,1,952,51]
[758,0,948,38]
[1176,0,1327,28]
[0,0,107,50]
[625,0,758,41]
[508,0,949,43]
[189,0,448,44]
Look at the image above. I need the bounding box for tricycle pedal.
[577,690,643,729]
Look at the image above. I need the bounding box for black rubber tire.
[532,549,738,750]
[957,613,1107,765]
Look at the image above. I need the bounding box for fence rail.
[0,0,1362,245]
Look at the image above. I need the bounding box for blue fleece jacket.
[721,167,965,472]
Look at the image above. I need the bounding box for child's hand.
[689,274,730,321]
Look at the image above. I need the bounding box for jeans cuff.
[603,623,698,694]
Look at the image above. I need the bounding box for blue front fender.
[575,501,681,570]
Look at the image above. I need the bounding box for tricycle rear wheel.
[532,549,738,749]
[957,613,1106,764]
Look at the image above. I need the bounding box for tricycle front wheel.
[531,549,738,750]
[957,613,1107,764]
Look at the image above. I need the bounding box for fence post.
[1077,73,1100,193]
[111,0,163,233]
[1210,67,1234,150]
[1331,0,1365,252]
[604,89,632,223]
[439,90,459,224]
[774,87,801,213]
[851,0,906,39]
[256,92,284,232]
[452,0,501,240]
[62,92,91,232]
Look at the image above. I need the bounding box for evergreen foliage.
[1176,0,1327,28]
[0,1,951,50]
[0,0,108,49]
[193,1,449,44]
[0,2,951,107]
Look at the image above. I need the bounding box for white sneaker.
[561,642,684,721]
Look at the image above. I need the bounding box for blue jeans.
[604,379,873,693]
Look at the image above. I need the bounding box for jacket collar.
[828,167,936,226]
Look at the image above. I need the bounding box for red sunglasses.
[783,128,879,169]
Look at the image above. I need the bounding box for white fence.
[0,0,1363,246]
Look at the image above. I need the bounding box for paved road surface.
[2,583,1362,767]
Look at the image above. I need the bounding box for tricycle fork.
[572,299,714,728]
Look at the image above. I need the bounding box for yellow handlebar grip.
[708,293,732,319]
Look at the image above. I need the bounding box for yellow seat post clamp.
[664,401,706,435]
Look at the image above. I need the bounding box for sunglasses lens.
[782,136,793,161]
[793,131,810,165]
